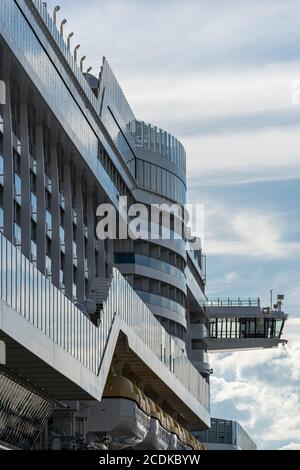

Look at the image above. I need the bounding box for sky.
[47,0,300,449]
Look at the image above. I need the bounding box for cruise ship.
[0,0,288,450]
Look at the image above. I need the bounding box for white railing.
[206,298,260,307]
[0,232,209,410]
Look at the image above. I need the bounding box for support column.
[50,129,60,288]
[2,56,14,242]
[20,85,31,258]
[75,166,85,303]
[35,108,46,274]
[96,239,105,278]
[63,151,73,299]
[95,191,105,278]
[86,188,96,294]
[106,239,114,277]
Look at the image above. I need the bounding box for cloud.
[125,65,300,128]
[279,442,300,450]
[199,202,300,259]
[48,0,300,75]
[184,126,300,183]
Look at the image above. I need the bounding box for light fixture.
[74,44,80,62]
[53,5,60,25]
[60,19,67,37]
[67,32,74,49]
[80,55,86,72]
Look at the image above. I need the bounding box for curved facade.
[133,120,186,205]
[112,118,189,343]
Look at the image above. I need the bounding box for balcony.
[205,298,287,352]
[206,298,260,307]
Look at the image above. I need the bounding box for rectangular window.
[31,192,37,220]
[144,162,150,190]
[14,173,22,204]
[156,167,162,194]
[136,159,144,187]
[0,155,3,185]
[0,207,3,232]
[151,164,157,193]
[45,210,52,237]
[14,223,21,247]
[31,240,37,265]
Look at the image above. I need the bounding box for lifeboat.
[87,372,205,450]
[87,374,150,449]
[167,416,179,450]
[136,399,170,450]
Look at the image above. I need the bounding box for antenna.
[270,289,273,309]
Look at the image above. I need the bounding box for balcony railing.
[206,298,260,307]
[0,231,209,411]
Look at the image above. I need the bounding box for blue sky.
[47,0,300,449]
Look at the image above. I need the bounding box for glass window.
[14,173,21,204]
[60,226,65,245]
[46,255,52,277]
[150,126,155,152]
[135,121,142,146]
[46,210,52,234]
[0,155,4,185]
[143,122,149,149]
[14,223,21,247]
[156,129,161,153]
[150,164,156,192]
[0,207,3,232]
[161,169,167,194]
[156,166,162,194]
[31,192,37,217]
[136,159,144,187]
[144,162,150,189]
[72,241,77,259]
[31,240,37,265]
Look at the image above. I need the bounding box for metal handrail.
[205,298,260,307]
